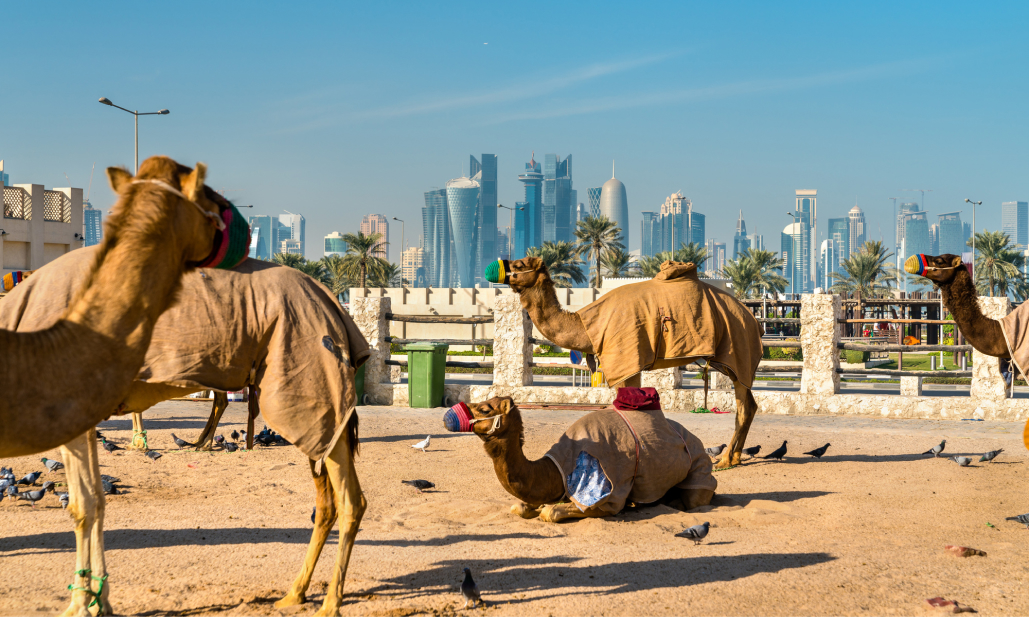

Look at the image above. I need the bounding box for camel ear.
[526,256,544,271]
[180,162,207,202]
[106,167,133,193]
[498,397,513,415]
[951,256,963,268]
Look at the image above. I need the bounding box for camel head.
[904,254,965,286]
[466,396,523,443]
[483,256,551,293]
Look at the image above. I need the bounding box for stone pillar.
[351,297,392,389]
[900,376,922,396]
[493,294,533,387]
[641,367,682,390]
[970,296,1011,401]
[709,370,734,390]
[800,294,841,395]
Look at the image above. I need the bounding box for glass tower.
[543,154,573,244]
[827,217,849,264]
[423,188,451,287]
[732,210,750,259]
[515,154,543,258]
[324,232,347,257]
[937,212,964,255]
[83,202,103,247]
[446,177,481,288]
[587,187,602,218]
[641,212,659,257]
[1001,201,1028,247]
[471,154,498,281]
[904,212,930,258]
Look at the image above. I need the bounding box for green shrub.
[762,339,802,361]
[843,350,871,364]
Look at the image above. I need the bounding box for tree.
[599,247,639,279]
[525,241,587,288]
[320,254,354,300]
[674,242,709,268]
[719,256,761,299]
[828,240,898,297]
[367,260,402,288]
[341,232,386,288]
[574,216,624,287]
[967,230,1024,297]
[273,253,329,286]
[745,248,789,297]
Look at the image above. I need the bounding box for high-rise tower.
[515,153,543,258]
[543,154,573,243]
[445,177,481,288]
[848,205,866,257]
[471,154,498,281]
[599,162,629,244]
[733,210,750,259]
[360,214,388,259]
[1002,201,1028,247]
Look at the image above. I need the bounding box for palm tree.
[367,260,402,288]
[637,254,667,278]
[719,256,761,299]
[829,240,898,297]
[273,253,329,286]
[341,232,386,288]
[574,216,624,287]
[745,248,789,297]
[599,247,638,280]
[967,230,1023,297]
[525,241,587,288]
[673,242,709,268]
[321,254,354,301]
[272,253,306,269]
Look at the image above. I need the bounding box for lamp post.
[786,211,801,298]
[98,97,170,174]
[965,198,981,278]
[392,217,405,263]
[497,204,522,259]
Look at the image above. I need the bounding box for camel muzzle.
[443,402,501,434]
[484,259,510,285]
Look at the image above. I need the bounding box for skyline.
[3,3,1028,264]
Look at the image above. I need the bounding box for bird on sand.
[231,430,240,442]
[951,456,973,467]
[762,441,788,461]
[18,471,41,486]
[705,444,727,458]
[923,440,946,457]
[41,457,64,473]
[40,481,55,493]
[19,489,47,506]
[411,436,431,452]
[58,493,69,509]
[402,480,435,491]
[979,449,1003,463]
[675,521,711,545]
[224,442,238,453]
[170,433,191,449]
[101,478,119,495]
[461,568,481,608]
[803,443,831,458]
[146,451,162,461]
[101,438,122,453]
[214,435,225,445]
[1005,513,1029,529]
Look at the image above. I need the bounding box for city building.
[641,211,659,257]
[897,202,919,254]
[279,212,306,257]
[827,217,849,264]
[937,212,964,255]
[587,187,602,218]
[470,154,497,280]
[280,238,303,255]
[963,222,972,247]
[732,210,750,259]
[705,239,726,275]
[83,201,102,247]
[576,202,587,224]
[515,153,543,259]
[496,229,509,260]
[848,205,866,257]
[820,239,838,290]
[599,163,629,244]
[360,214,389,259]
[653,191,704,254]
[796,190,817,290]
[422,188,452,287]
[248,215,284,260]
[543,154,573,244]
[751,234,764,251]
[324,231,347,258]
[903,212,930,258]
[1001,201,1028,247]
[781,221,805,294]
[929,223,940,254]
[1,181,84,274]
[401,246,426,287]
[446,177,481,288]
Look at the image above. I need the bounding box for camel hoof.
[275,593,307,608]
[510,503,541,519]
[538,504,562,523]
[714,455,738,470]
[314,605,340,617]
[57,604,90,617]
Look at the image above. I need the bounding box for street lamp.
[392,217,405,262]
[98,97,170,174]
[786,211,800,298]
[965,198,981,277]
[498,204,523,259]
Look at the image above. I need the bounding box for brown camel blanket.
[576,260,763,387]
[0,247,370,466]
[1000,304,1029,384]
[544,407,716,516]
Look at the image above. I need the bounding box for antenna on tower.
[612,160,615,178]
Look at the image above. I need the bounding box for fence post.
[493,294,533,387]
[900,376,923,396]
[351,297,392,395]
[970,296,1011,401]
[800,294,841,395]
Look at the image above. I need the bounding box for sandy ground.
[1,400,1027,616]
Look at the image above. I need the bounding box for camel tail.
[347,412,359,457]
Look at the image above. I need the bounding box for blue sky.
[4,1,1028,262]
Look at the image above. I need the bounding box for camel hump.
[654,260,699,281]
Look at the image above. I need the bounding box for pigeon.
[676,521,711,545]
[18,471,42,486]
[214,435,225,445]
[951,456,973,467]
[231,430,240,442]
[923,440,946,457]
[411,436,431,452]
[101,478,119,495]
[0,466,10,476]
[803,443,831,458]
[101,439,122,453]
[170,433,191,449]
[95,430,104,440]
[705,444,727,458]
[19,489,47,506]
[41,481,55,493]
[41,457,64,473]
[146,450,162,461]
[762,441,788,461]
[1005,513,1029,529]
[0,478,10,492]
[461,567,481,608]
[402,480,435,491]
[5,485,18,499]
[58,493,69,509]
[741,445,761,458]
[224,442,239,453]
[979,449,1003,463]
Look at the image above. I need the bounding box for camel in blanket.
[0,245,371,617]
[445,392,717,522]
[485,257,764,468]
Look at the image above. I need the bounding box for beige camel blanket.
[1000,304,1029,384]
[544,407,716,516]
[576,260,763,387]
[0,247,370,464]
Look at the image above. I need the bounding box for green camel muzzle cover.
[484,259,511,284]
[198,202,250,270]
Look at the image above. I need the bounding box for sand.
[1,400,1027,616]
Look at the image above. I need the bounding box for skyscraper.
[820,239,838,290]
[423,188,451,287]
[690,211,706,247]
[848,206,866,257]
[796,190,817,289]
[445,177,481,288]
[83,202,102,247]
[515,154,543,258]
[827,217,849,264]
[279,212,306,257]
[938,212,964,255]
[897,202,919,253]
[543,154,573,243]
[641,212,659,257]
[732,210,750,259]
[599,163,629,244]
[751,234,764,251]
[929,223,940,254]
[781,221,804,294]
[1001,201,1028,247]
[705,239,726,275]
[904,212,930,258]
[360,214,389,259]
[587,187,602,218]
[402,247,426,287]
[471,154,498,279]
[248,214,287,260]
[324,231,347,257]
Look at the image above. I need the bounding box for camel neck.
[941,266,1010,357]
[518,281,594,352]
[483,410,565,506]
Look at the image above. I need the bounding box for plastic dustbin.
[354,363,366,405]
[405,342,449,408]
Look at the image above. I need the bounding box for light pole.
[786,212,800,298]
[392,217,405,263]
[98,97,170,174]
[965,198,982,277]
[498,204,522,259]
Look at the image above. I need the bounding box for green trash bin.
[405,342,449,408]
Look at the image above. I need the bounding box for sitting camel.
[905,253,1029,449]
[487,257,763,468]
[449,393,716,522]
[2,234,371,615]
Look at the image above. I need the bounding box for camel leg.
[276,461,338,608]
[538,503,606,523]
[59,429,113,617]
[192,391,229,451]
[716,381,758,469]
[623,374,642,388]
[510,503,542,519]
[129,412,148,451]
[316,428,366,617]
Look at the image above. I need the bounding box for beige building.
[280,238,303,255]
[2,182,84,275]
[361,214,389,259]
[401,246,425,285]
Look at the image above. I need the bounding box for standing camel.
[486,257,763,468]
[1,246,372,617]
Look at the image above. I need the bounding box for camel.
[0,246,372,617]
[489,257,763,468]
[457,395,716,522]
